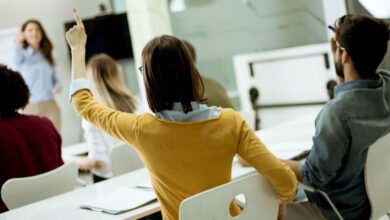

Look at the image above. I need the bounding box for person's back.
[0,65,63,212]
[181,40,234,109]
[74,53,139,183]
[283,14,390,220]
[202,76,234,108]
[66,12,297,220]
[305,70,390,219]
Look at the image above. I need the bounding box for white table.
[0,111,318,220]
[62,141,88,162]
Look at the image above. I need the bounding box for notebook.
[80,187,157,215]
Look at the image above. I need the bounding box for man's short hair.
[333,14,390,79]
[0,65,30,117]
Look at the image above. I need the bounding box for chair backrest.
[109,143,144,176]
[179,172,279,220]
[1,162,78,209]
[365,132,390,220]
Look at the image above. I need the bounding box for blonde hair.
[87,54,137,113]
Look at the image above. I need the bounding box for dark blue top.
[300,70,390,219]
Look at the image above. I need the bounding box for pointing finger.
[72,7,84,29]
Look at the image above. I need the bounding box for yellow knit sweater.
[72,90,297,220]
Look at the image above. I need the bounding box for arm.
[281,160,303,182]
[66,8,87,80]
[13,30,26,66]
[235,113,297,203]
[299,106,349,188]
[66,8,139,146]
[52,69,62,94]
[74,156,104,170]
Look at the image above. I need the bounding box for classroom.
[0,0,389,219]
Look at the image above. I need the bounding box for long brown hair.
[141,35,206,113]
[87,53,137,113]
[21,19,54,65]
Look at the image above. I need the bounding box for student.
[74,53,140,183]
[13,19,61,132]
[0,65,63,212]
[66,8,296,220]
[283,14,390,220]
[182,40,234,109]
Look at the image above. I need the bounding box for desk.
[62,141,88,162]
[0,111,317,220]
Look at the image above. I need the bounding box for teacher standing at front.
[13,19,61,132]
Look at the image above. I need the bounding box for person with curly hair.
[0,65,63,212]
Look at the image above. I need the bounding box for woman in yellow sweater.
[66,8,296,220]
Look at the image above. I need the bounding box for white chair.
[365,132,390,220]
[1,162,78,210]
[109,143,144,176]
[303,132,390,220]
[179,172,279,220]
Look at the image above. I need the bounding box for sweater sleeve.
[71,90,140,147]
[13,42,25,67]
[235,112,297,203]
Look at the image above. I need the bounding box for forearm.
[74,156,105,170]
[71,48,86,80]
[13,42,25,65]
[282,159,303,182]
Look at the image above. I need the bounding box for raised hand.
[66,8,87,50]
[15,30,25,44]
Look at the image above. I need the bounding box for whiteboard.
[0,27,18,69]
[252,53,331,105]
[233,43,336,112]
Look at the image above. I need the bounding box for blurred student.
[74,53,141,183]
[0,65,63,212]
[182,40,234,109]
[283,14,390,219]
[66,8,296,220]
[13,19,61,132]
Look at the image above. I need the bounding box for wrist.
[71,46,86,53]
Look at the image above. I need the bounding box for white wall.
[169,0,328,109]
[0,0,111,146]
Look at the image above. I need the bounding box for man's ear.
[341,51,349,64]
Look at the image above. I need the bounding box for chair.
[365,132,390,220]
[109,143,144,176]
[302,132,390,220]
[179,172,279,220]
[1,162,78,209]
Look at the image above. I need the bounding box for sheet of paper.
[80,187,157,215]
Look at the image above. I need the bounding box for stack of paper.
[80,187,157,215]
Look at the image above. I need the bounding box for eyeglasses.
[328,25,346,52]
[138,66,143,74]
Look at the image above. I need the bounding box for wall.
[169,0,328,109]
[0,0,112,146]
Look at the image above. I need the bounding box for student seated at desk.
[66,8,297,220]
[73,53,140,183]
[282,14,390,220]
[0,65,63,213]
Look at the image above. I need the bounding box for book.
[80,187,157,215]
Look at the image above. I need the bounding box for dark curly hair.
[0,65,30,118]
